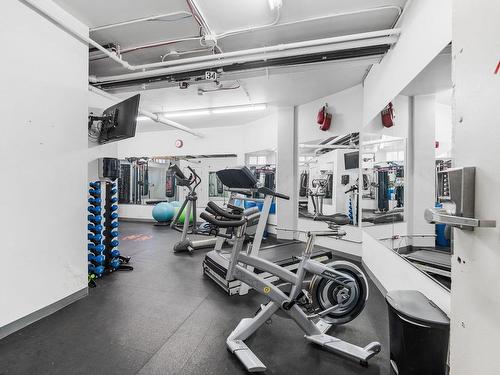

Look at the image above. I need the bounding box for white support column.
[409,94,437,246]
[276,106,298,239]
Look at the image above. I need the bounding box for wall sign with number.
[205,71,218,81]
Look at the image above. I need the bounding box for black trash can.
[386,290,449,375]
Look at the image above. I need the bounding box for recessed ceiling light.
[136,116,149,121]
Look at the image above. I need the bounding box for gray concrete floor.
[0,221,390,375]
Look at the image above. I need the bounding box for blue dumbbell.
[88,253,95,262]
[88,197,102,206]
[110,230,119,238]
[88,224,103,233]
[88,215,102,224]
[110,197,118,204]
[88,263,96,273]
[93,254,105,264]
[110,249,120,257]
[89,188,101,197]
[88,234,102,243]
[89,181,100,189]
[94,265,105,276]
[110,213,119,220]
[110,240,119,247]
[88,206,101,215]
[110,188,117,195]
[109,205,118,212]
[109,258,121,270]
[88,243,104,252]
[110,221,119,229]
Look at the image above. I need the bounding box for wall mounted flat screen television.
[344,151,359,170]
[98,94,140,144]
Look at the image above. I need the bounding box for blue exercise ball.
[152,202,175,222]
[170,201,182,208]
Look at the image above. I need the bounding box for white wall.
[435,102,453,158]
[363,95,410,139]
[450,2,500,373]
[297,84,363,143]
[116,112,278,160]
[363,0,452,124]
[0,0,88,330]
[276,107,297,239]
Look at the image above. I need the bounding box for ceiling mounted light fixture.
[163,109,211,118]
[161,104,267,118]
[212,104,267,114]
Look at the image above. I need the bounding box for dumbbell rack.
[103,181,133,272]
[88,181,105,285]
[87,180,133,287]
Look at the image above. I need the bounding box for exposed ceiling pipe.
[24,0,400,76]
[186,0,213,35]
[88,86,204,138]
[22,0,134,70]
[89,36,203,61]
[216,5,401,41]
[108,28,401,72]
[89,11,193,32]
[215,3,281,40]
[91,34,399,84]
[87,6,401,63]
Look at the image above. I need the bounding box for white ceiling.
[55,0,408,132]
[401,47,452,97]
[115,59,373,132]
[55,0,407,77]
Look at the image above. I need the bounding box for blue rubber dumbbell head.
[94,265,105,276]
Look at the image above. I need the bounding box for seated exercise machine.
[169,164,218,252]
[203,167,329,296]
[200,206,381,372]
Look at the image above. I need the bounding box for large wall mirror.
[117,154,238,208]
[361,135,406,226]
[361,45,452,291]
[298,133,360,225]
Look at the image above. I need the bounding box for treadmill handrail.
[257,187,290,200]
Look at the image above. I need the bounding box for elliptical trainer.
[169,164,217,252]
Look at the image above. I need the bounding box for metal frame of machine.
[200,206,381,372]
[203,167,329,296]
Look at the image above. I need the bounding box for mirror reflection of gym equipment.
[299,133,360,225]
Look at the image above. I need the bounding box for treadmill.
[404,248,451,279]
[203,166,332,295]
